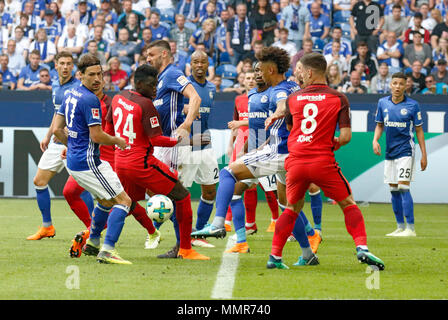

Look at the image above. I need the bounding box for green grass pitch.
[0,199,447,300]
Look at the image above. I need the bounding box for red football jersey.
[111,90,163,168]
[99,94,115,166]
[231,93,249,162]
[286,84,351,162]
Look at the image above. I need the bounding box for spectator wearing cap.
[350,0,384,53]
[95,0,118,33]
[406,60,426,93]
[0,53,16,89]
[305,1,330,42]
[57,24,83,60]
[77,0,94,27]
[404,12,431,47]
[170,14,194,54]
[110,28,137,74]
[29,28,56,69]
[403,31,432,73]
[39,9,62,45]
[431,10,448,49]
[432,59,448,84]
[279,0,310,51]
[323,26,352,62]
[118,0,144,30]
[272,28,297,59]
[381,4,408,43]
[226,2,257,66]
[377,31,404,74]
[148,11,169,42]
[433,37,448,63]
[176,0,201,24]
[369,62,392,94]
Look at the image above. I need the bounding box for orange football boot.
[70,229,90,258]
[266,220,276,233]
[177,248,210,260]
[224,222,232,232]
[308,230,322,253]
[26,225,56,240]
[225,242,250,253]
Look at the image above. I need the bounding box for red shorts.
[115,155,178,201]
[285,157,352,204]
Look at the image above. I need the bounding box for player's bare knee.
[338,195,356,210]
[308,183,320,194]
[201,189,216,201]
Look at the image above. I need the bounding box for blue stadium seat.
[333,10,350,24]
[221,79,234,89]
[404,67,427,76]
[160,8,175,24]
[216,64,238,79]
[312,38,326,54]
[160,21,171,31]
[219,52,231,65]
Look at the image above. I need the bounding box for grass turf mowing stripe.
[211,237,238,299]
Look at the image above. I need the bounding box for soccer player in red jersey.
[66,78,160,258]
[111,64,209,260]
[266,52,385,270]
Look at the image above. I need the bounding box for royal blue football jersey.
[184,75,216,150]
[247,86,271,151]
[375,95,423,160]
[57,84,102,171]
[52,76,81,112]
[269,80,300,154]
[153,64,190,137]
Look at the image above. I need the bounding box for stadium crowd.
[0,0,447,94]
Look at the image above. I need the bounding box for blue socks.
[391,190,405,229]
[300,211,315,237]
[230,197,246,243]
[212,168,237,227]
[170,204,181,246]
[80,191,95,216]
[36,186,52,227]
[292,214,312,250]
[90,203,111,241]
[103,204,130,250]
[400,188,414,229]
[196,197,214,231]
[310,191,322,230]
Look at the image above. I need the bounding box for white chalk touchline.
[211,237,238,299]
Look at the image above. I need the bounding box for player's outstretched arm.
[415,125,428,171]
[372,123,384,156]
[89,125,128,150]
[265,99,287,130]
[52,114,68,146]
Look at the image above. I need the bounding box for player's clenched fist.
[115,136,129,151]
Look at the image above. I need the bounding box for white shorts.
[384,156,416,184]
[242,174,278,192]
[67,160,124,200]
[153,145,192,185]
[37,142,66,173]
[181,147,219,187]
[241,144,287,185]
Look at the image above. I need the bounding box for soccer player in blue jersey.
[181,50,220,248]
[53,53,133,264]
[27,51,94,240]
[146,40,202,258]
[191,47,318,267]
[373,72,428,237]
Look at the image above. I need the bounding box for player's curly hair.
[255,47,290,75]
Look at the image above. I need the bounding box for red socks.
[265,191,279,220]
[244,187,258,225]
[271,208,298,257]
[175,194,193,250]
[343,205,367,247]
[225,206,233,222]
[63,176,91,228]
[130,202,156,235]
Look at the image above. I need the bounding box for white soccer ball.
[146,194,174,223]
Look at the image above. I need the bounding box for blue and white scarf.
[232,16,251,50]
[35,40,48,60]
[179,0,197,21]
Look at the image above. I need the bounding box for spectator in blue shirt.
[305,1,330,41]
[49,2,66,30]
[95,0,118,32]
[188,18,216,55]
[149,11,169,42]
[39,9,62,44]
[377,31,404,74]
[22,0,45,18]
[169,39,188,73]
[176,0,201,23]
[323,26,352,60]
[16,49,43,90]
[77,0,94,27]
[279,0,311,51]
[0,53,16,89]
[199,0,226,17]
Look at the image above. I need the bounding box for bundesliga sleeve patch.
[150,116,160,128]
[91,108,100,120]
[417,111,422,121]
[177,75,189,87]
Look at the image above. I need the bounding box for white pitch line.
[211,237,238,299]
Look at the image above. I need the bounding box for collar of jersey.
[388,95,407,105]
[189,75,207,87]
